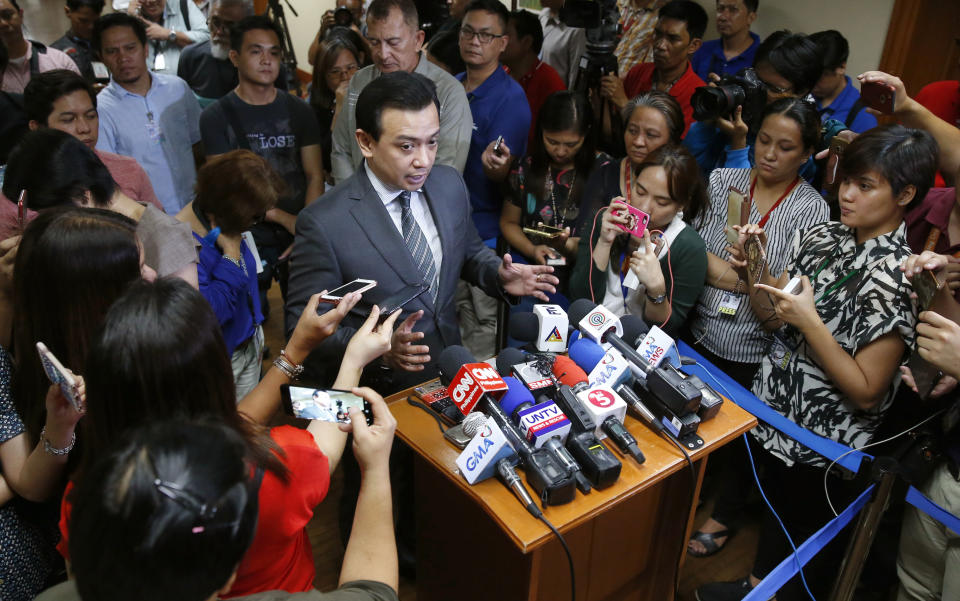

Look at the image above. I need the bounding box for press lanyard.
[810,240,860,304]
[750,174,800,228]
[620,159,633,203]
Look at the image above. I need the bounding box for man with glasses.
[126,0,209,75]
[177,0,287,104]
[329,0,472,183]
[0,0,81,93]
[454,0,530,359]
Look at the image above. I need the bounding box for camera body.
[691,67,768,126]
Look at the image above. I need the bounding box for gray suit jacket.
[284,164,503,392]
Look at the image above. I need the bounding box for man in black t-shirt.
[200,15,323,311]
[51,0,105,84]
[178,0,288,105]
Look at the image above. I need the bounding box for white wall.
[692,0,896,86]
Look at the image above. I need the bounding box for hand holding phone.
[375,283,429,323]
[861,80,896,114]
[611,202,650,238]
[36,342,84,413]
[912,269,943,311]
[493,135,505,157]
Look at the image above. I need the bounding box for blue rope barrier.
[905,485,960,536]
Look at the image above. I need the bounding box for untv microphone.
[498,377,571,446]
[568,298,623,345]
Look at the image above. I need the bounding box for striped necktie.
[397,190,439,303]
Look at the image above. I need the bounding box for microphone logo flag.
[586,389,616,408]
[546,326,564,343]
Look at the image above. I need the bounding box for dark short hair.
[509,9,543,55]
[229,15,284,53]
[8,0,20,11]
[366,0,418,30]
[93,12,147,52]
[70,420,261,601]
[809,29,848,71]
[753,30,822,97]
[740,0,758,13]
[194,150,286,236]
[758,97,821,151]
[310,34,364,111]
[23,69,97,125]
[2,129,116,209]
[659,0,708,41]
[355,71,440,141]
[463,0,509,31]
[840,125,938,212]
[66,0,105,12]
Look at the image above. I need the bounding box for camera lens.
[691,84,746,121]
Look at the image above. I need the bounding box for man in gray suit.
[285,71,557,394]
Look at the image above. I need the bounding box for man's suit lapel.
[348,170,437,312]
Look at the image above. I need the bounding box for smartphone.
[413,381,464,425]
[36,342,83,412]
[725,187,749,246]
[912,270,943,311]
[861,80,896,114]
[612,202,650,238]
[16,190,26,229]
[493,135,505,157]
[376,283,429,322]
[522,225,565,239]
[825,136,849,188]
[319,278,377,305]
[280,385,373,425]
[782,276,803,295]
[744,235,766,281]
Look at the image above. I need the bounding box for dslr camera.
[691,67,767,126]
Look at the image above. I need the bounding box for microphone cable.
[537,512,576,601]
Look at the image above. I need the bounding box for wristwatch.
[645,291,667,305]
[168,29,177,43]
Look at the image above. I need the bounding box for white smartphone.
[782,276,803,295]
[36,342,83,413]
[319,278,377,305]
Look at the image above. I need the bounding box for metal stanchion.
[828,457,899,601]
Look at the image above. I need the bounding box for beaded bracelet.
[273,349,304,380]
[41,427,76,456]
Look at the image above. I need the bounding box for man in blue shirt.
[810,29,878,133]
[94,12,202,214]
[455,0,530,359]
[690,0,758,82]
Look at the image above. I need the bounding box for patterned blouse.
[750,221,917,468]
[614,0,668,75]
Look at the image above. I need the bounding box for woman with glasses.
[309,32,365,186]
[176,150,282,398]
[683,30,823,180]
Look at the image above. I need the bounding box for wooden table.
[387,380,756,601]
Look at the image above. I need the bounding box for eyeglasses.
[459,26,504,44]
[328,64,358,77]
[208,16,237,32]
[757,77,792,96]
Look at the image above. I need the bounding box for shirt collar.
[106,72,158,98]
[456,64,508,100]
[923,187,956,230]
[835,221,908,265]
[364,161,422,205]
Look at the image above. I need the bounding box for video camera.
[561,0,621,92]
[691,67,768,126]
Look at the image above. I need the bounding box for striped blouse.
[689,168,830,364]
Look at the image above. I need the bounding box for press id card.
[718,291,740,316]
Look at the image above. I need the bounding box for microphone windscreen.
[495,347,528,376]
[499,376,535,416]
[461,412,489,437]
[567,298,597,326]
[620,314,650,346]
[551,355,589,388]
[568,337,606,372]
[508,312,539,343]
[437,345,477,385]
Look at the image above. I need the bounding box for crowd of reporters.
[1,0,960,600]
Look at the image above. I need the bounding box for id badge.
[145,121,163,144]
[768,331,796,370]
[242,231,265,274]
[153,52,165,71]
[718,291,740,316]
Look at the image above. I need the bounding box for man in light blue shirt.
[94,12,202,213]
[128,0,209,76]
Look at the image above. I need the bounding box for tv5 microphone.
[439,346,576,506]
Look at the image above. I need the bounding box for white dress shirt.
[365,163,443,277]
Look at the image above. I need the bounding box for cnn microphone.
[439,346,576,506]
